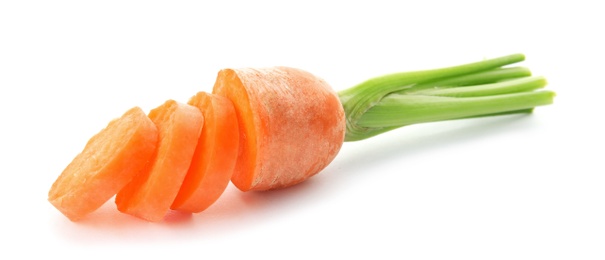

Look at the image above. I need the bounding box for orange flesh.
[213,70,258,191]
[171,92,239,213]
[115,100,203,222]
[48,107,158,221]
[213,67,346,191]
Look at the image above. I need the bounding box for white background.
[1,1,603,259]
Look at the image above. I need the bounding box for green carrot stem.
[456,108,535,120]
[412,76,547,97]
[338,53,555,141]
[338,54,526,102]
[357,91,555,128]
[397,66,532,94]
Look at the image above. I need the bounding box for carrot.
[48,54,555,222]
[115,100,203,222]
[212,67,346,191]
[48,107,158,221]
[170,92,239,213]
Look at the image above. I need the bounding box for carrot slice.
[115,100,204,222]
[171,92,239,213]
[212,67,346,191]
[48,107,158,221]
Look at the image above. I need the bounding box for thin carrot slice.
[171,92,239,213]
[115,100,204,222]
[48,107,158,221]
[212,67,346,191]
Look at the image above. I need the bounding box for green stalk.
[412,76,547,97]
[357,91,555,127]
[339,54,555,141]
[397,66,532,94]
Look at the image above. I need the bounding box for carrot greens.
[338,54,555,141]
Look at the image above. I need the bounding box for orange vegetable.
[48,107,158,221]
[171,92,239,213]
[48,54,554,222]
[115,100,204,222]
[212,67,346,191]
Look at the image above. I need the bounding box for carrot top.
[338,54,555,141]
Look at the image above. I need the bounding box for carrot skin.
[213,67,346,191]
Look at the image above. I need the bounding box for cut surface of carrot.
[171,92,239,213]
[213,67,346,191]
[115,100,204,222]
[48,107,158,221]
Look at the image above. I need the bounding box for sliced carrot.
[48,55,555,223]
[115,100,204,222]
[170,92,239,213]
[48,107,158,221]
[212,67,346,191]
